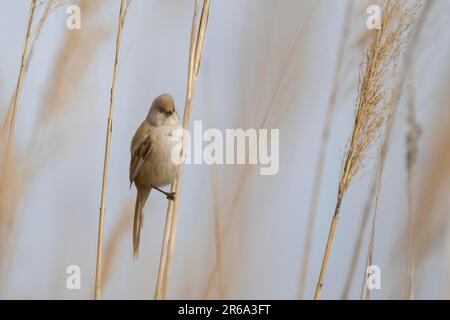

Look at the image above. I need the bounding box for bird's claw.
[166,192,176,201]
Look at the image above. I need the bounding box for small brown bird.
[130,94,181,258]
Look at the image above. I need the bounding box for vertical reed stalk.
[360,124,390,300]
[341,178,375,299]
[405,85,420,299]
[155,0,210,300]
[202,77,225,299]
[0,0,37,206]
[299,0,354,299]
[94,0,130,300]
[314,194,343,299]
[402,0,434,298]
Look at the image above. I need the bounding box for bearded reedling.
[129,94,181,258]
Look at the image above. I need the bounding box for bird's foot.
[152,185,175,201]
[166,192,175,201]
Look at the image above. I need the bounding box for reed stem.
[0,0,37,208]
[94,0,130,300]
[155,0,210,300]
[314,195,342,299]
[299,0,354,299]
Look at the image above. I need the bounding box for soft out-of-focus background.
[0,0,449,299]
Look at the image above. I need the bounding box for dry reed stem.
[154,0,210,300]
[1,0,67,179]
[298,0,354,299]
[0,0,37,283]
[314,0,415,299]
[95,0,131,300]
[203,1,321,297]
[0,0,37,215]
[1,0,73,138]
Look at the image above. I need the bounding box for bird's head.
[147,93,178,126]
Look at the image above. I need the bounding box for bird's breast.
[139,124,181,188]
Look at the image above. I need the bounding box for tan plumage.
[130,94,181,258]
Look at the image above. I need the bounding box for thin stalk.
[203,1,321,298]
[402,0,435,299]
[202,77,225,299]
[0,0,37,204]
[202,164,225,299]
[211,168,225,299]
[405,85,419,299]
[299,0,354,299]
[341,178,375,299]
[94,0,130,300]
[154,0,210,300]
[314,194,343,299]
[360,131,388,300]
[154,1,199,300]
[314,79,365,299]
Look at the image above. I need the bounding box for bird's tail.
[133,188,150,259]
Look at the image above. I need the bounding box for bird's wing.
[129,134,153,187]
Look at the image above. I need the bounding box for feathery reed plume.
[95,0,131,300]
[154,0,210,300]
[405,85,420,300]
[343,0,430,300]
[203,1,321,298]
[298,0,354,299]
[360,0,427,300]
[314,0,416,299]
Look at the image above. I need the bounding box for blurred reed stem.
[405,85,420,299]
[341,177,376,299]
[298,0,354,299]
[203,1,321,298]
